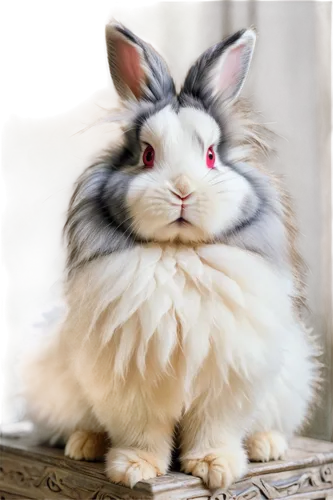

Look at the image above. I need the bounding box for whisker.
[42,186,71,203]
[217,189,244,195]
[95,104,121,114]
[208,167,255,188]
[70,104,140,138]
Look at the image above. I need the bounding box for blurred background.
[111,0,333,440]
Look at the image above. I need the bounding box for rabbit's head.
[65,24,287,272]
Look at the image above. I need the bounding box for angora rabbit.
[23,23,319,490]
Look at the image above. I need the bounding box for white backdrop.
[0,88,120,419]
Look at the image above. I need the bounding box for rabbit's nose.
[171,175,195,199]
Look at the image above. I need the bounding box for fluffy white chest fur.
[24,244,316,488]
[25,244,313,432]
[69,243,293,384]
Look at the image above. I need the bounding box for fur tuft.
[227,98,274,163]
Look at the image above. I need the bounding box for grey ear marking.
[180,28,256,107]
[105,22,176,103]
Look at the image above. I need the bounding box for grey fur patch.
[219,162,288,268]
[64,163,138,274]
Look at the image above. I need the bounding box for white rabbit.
[22,23,319,490]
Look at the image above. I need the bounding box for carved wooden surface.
[1,433,333,499]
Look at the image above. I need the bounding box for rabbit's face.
[126,105,257,243]
[98,24,259,245]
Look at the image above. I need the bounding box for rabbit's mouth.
[173,217,191,226]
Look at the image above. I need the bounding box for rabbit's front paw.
[65,430,107,461]
[246,430,288,462]
[181,445,247,490]
[105,448,166,487]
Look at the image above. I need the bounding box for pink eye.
[206,146,215,168]
[143,145,155,167]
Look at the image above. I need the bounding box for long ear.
[105,23,176,103]
[180,29,256,107]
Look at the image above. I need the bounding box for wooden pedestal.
[1,433,333,499]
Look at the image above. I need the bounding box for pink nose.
[171,175,195,199]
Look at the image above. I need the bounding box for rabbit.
[22,23,320,490]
